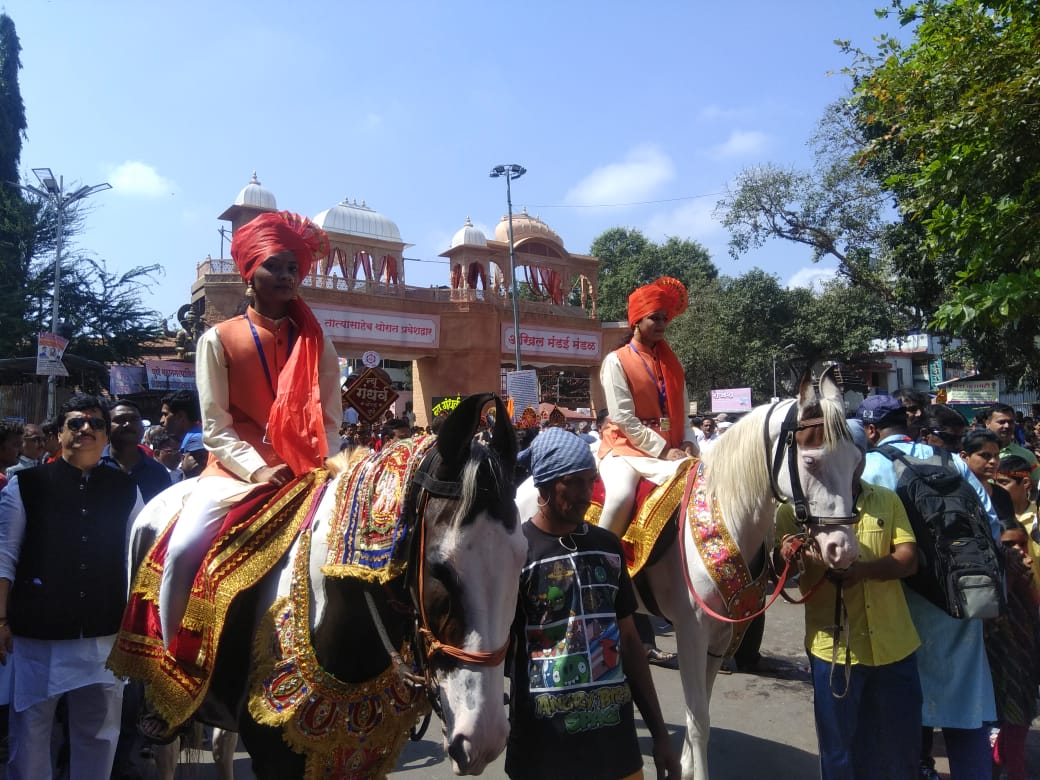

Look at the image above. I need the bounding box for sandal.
[646,648,679,669]
[137,710,178,745]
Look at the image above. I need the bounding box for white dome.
[233,172,277,210]
[450,216,487,248]
[313,198,402,243]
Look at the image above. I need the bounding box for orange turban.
[230,211,330,282]
[231,212,333,476]
[627,277,688,327]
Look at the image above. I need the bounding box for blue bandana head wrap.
[517,427,596,487]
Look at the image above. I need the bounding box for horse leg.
[211,727,237,780]
[645,543,712,780]
[239,714,305,780]
[153,742,178,780]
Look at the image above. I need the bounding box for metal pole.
[46,181,65,421]
[772,354,777,400]
[505,173,522,372]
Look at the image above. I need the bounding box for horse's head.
[768,366,861,568]
[409,393,526,775]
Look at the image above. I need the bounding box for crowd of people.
[0,214,1038,780]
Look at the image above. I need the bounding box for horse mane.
[452,440,509,528]
[703,393,849,523]
[325,446,370,477]
[703,402,777,522]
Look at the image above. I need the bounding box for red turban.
[231,212,333,476]
[230,211,330,282]
[627,277,688,327]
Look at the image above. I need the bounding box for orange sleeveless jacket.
[199,310,292,480]
[599,341,684,457]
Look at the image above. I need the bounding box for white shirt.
[600,350,697,457]
[0,472,144,710]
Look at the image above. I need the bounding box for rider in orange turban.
[158,211,342,655]
[598,277,697,537]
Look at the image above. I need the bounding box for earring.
[246,282,255,299]
[536,495,549,507]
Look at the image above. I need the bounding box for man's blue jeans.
[810,652,922,780]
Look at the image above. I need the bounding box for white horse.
[119,393,526,778]
[518,367,861,780]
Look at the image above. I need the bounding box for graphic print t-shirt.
[506,521,641,780]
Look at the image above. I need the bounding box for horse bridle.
[400,448,510,717]
[763,400,858,527]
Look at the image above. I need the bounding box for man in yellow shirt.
[777,420,920,780]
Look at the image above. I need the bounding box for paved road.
[147,592,1040,778]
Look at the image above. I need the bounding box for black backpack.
[876,444,1005,620]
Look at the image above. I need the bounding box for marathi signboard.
[928,356,945,390]
[711,387,753,414]
[342,368,398,424]
[36,333,69,377]
[946,379,999,405]
[431,395,463,418]
[144,360,196,391]
[313,307,439,349]
[501,326,601,360]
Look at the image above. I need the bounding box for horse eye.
[802,455,817,468]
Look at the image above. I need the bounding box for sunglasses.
[925,429,963,447]
[65,416,106,432]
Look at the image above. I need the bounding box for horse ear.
[796,368,817,409]
[490,396,517,473]
[817,365,843,405]
[436,392,495,474]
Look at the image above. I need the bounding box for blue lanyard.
[627,342,667,413]
[244,310,294,399]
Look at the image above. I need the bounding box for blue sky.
[6,1,898,327]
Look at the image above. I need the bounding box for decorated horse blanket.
[245,438,436,778]
[107,468,329,730]
[586,458,694,577]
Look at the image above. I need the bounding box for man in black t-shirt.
[508,427,679,780]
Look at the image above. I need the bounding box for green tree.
[589,227,717,321]
[850,0,1040,386]
[671,269,903,407]
[0,13,29,358]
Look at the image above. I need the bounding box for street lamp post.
[772,343,796,401]
[489,163,526,372]
[18,168,111,419]
[556,371,564,405]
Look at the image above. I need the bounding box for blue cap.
[517,427,596,486]
[180,431,205,453]
[856,395,905,425]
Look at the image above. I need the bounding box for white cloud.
[786,266,836,292]
[564,145,674,206]
[645,198,722,242]
[710,130,769,159]
[108,161,177,198]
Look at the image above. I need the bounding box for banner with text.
[711,387,753,414]
[431,395,463,418]
[144,360,196,391]
[501,326,601,360]
[313,306,439,348]
[947,380,999,404]
[36,333,69,377]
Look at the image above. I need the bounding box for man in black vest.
[0,394,142,779]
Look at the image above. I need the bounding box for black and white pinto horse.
[518,367,862,780]
[129,393,525,778]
